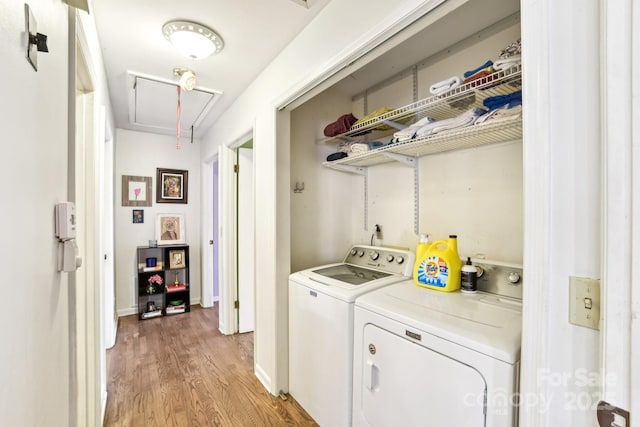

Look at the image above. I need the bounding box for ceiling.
[91,0,331,138]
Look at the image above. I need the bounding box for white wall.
[290,88,358,272]
[0,2,70,424]
[0,1,114,425]
[114,129,202,315]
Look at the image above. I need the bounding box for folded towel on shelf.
[326,152,349,162]
[323,113,358,137]
[462,66,495,84]
[429,76,463,95]
[493,55,521,71]
[367,141,388,149]
[392,116,435,142]
[498,38,521,59]
[415,107,487,138]
[353,107,394,130]
[483,90,522,111]
[463,60,494,78]
[475,104,522,125]
[336,140,351,153]
[348,143,370,156]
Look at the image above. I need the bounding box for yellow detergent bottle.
[413,234,462,292]
[413,233,432,280]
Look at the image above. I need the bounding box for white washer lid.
[355,280,522,364]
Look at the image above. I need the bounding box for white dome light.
[162,20,224,60]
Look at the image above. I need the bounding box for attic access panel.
[128,72,221,134]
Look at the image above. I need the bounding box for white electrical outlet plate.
[569,276,600,330]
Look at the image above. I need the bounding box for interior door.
[358,324,486,427]
[237,147,255,333]
[218,144,237,335]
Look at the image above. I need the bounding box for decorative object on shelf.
[146,301,157,312]
[174,272,180,285]
[132,209,144,223]
[156,214,186,245]
[156,168,188,204]
[121,175,152,207]
[169,249,186,269]
[149,239,158,248]
[146,257,157,268]
[147,274,163,294]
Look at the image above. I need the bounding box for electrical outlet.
[569,276,600,330]
[375,224,383,240]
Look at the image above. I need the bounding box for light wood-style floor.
[104,305,317,427]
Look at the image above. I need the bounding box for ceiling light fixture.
[162,20,224,60]
[174,67,196,91]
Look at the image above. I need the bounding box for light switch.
[569,276,600,329]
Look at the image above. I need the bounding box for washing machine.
[289,245,415,427]
[352,261,523,427]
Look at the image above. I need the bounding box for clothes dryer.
[352,261,523,427]
[289,245,415,427]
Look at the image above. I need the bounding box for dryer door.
[357,324,486,426]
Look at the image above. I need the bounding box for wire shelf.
[320,64,522,144]
[323,116,522,170]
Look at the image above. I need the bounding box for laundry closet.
[287,1,527,425]
[290,0,523,271]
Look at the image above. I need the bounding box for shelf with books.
[136,245,190,319]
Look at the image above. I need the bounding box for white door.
[212,160,220,303]
[237,147,255,333]
[357,324,486,427]
[218,144,237,335]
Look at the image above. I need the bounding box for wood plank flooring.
[104,305,317,427]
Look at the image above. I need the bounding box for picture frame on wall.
[156,213,186,245]
[156,168,188,204]
[132,209,144,223]
[122,175,152,206]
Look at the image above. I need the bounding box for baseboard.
[255,363,274,395]
[117,307,137,317]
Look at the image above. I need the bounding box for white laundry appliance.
[352,261,523,427]
[289,245,415,427]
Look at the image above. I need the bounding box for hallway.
[104,306,316,426]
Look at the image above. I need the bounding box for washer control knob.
[357,250,365,257]
[507,272,521,284]
[396,256,405,264]
[350,249,357,256]
[386,254,395,263]
[476,265,484,278]
[370,251,380,261]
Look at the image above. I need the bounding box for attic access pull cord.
[176,86,182,150]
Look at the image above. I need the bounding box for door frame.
[70,9,104,427]
[599,0,639,419]
[202,130,255,335]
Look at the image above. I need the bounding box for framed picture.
[122,175,152,206]
[168,249,186,269]
[156,168,188,204]
[156,213,186,245]
[132,209,144,223]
